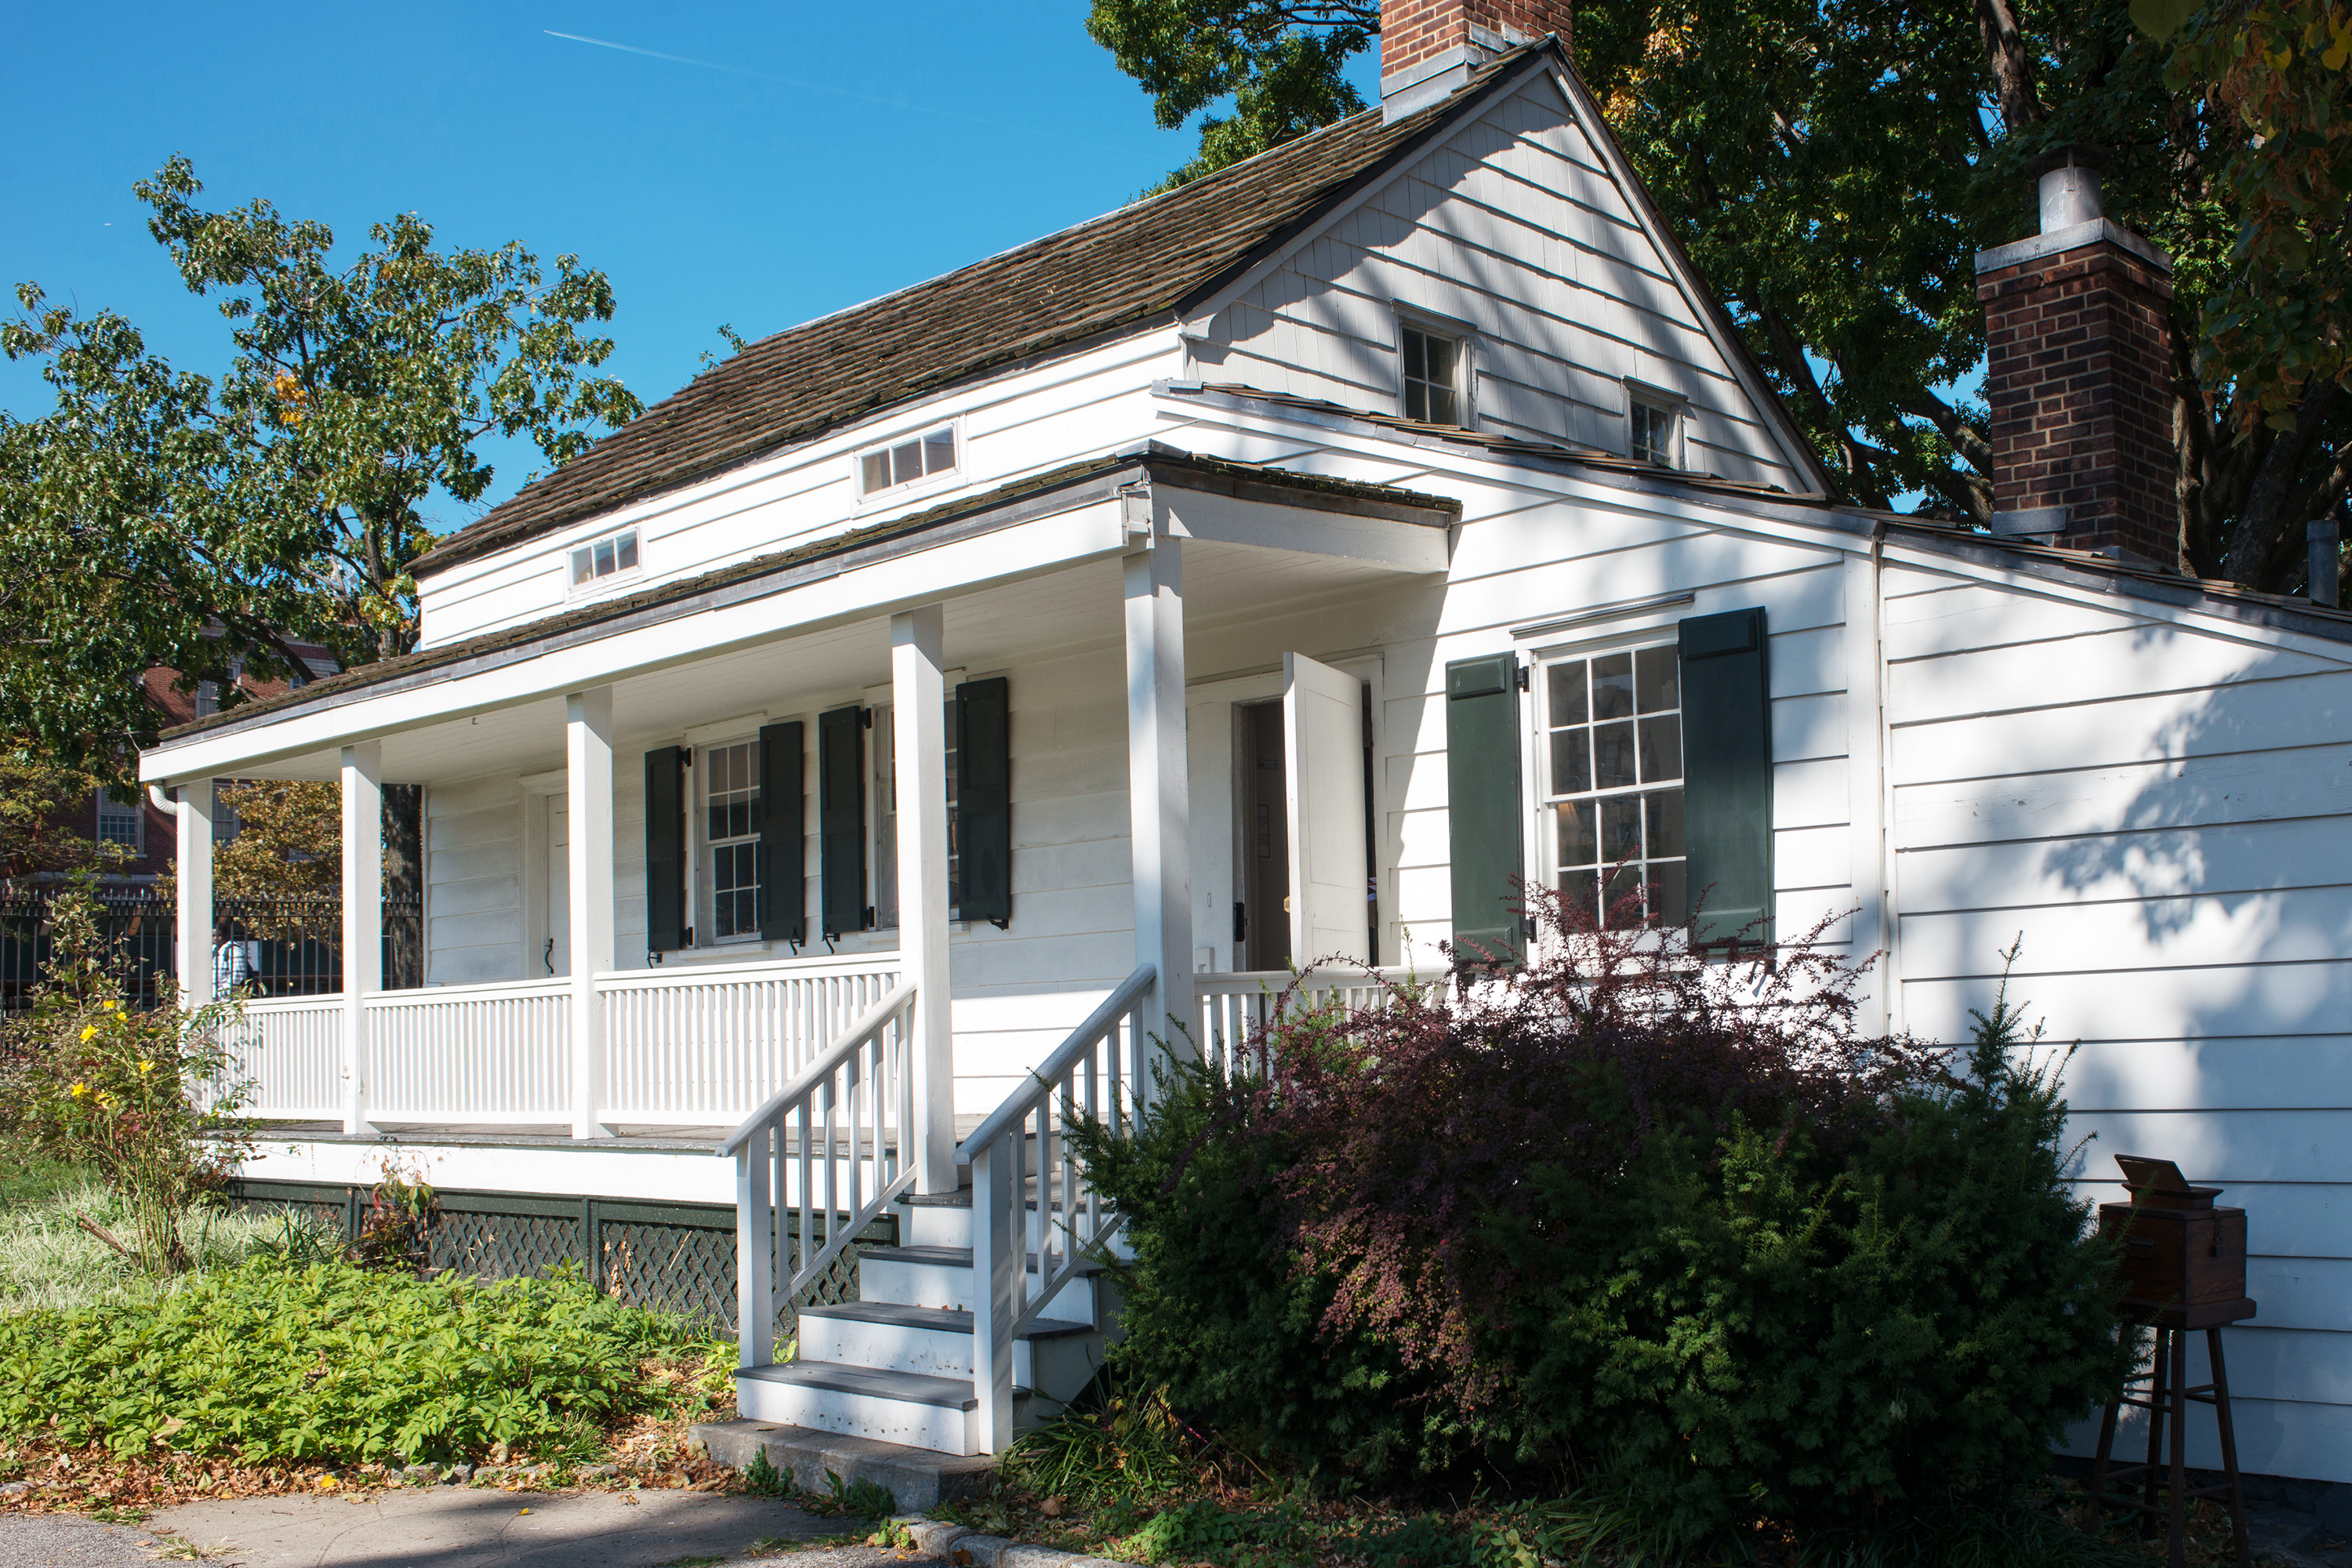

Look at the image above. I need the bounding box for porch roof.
[408,49,1537,579]
[146,448,1457,763]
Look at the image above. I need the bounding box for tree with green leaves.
[1087,0,2351,591]
[0,155,644,775]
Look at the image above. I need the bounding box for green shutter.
[1444,654,1523,964]
[957,677,1012,927]
[757,721,805,946]
[644,746,685,954]
[818,706,867,938]
[1678,608,1773,947]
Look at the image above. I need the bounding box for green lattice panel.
[601,1220,734,1331]
[431,1209,583,1281]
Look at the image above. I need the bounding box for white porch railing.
[366,977,572,1122]
[210,994,343,1119]
[1192,965,1427,1074]
[723,978,918,1368]
[600,955,900,1123]
[960,963,1155,1454]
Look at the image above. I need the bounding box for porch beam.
[892,606,956,1193]
[1123,535,1194,1062]
[566,688,617,1138]
[339,742,382,1136]
[173,780,215,1011]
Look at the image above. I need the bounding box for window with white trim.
[1630,397,1679,466]
[858,426,956,495]
[1541,642,1685,927]
[869,703,960,928]
[1399,324,1462,426]
[699,740,761,941]
[568,528,640,592]
[96,790,143,852]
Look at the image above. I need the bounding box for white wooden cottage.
[140,4,2350,1483]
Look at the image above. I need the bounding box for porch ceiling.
[186,532,1430,786]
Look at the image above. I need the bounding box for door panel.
[1238,702,1290,971]
[1284,652,1370,966]
[546,798,570,978]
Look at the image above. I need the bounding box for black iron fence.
[0,887,423,1020]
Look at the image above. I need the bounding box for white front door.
[545,798,571,978]
[1283,652,1370,966]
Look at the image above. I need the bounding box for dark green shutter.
[644,746,685,954]
[1444,654,1523,964]
[757,721,805,946]
[1679,608,1773,947]
[957,677,1012,927]
[818,706,866,938]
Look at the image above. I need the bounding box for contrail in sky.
[543,31,1038,136]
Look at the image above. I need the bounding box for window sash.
[859,426,958,495]
[1539,642,1686,927]
[569,529,640,589]
[870,702,962,929]
[697,740,762,942]
[1402,325,1461,426]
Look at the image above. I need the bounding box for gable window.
[858,426,956,496]
[96,790,143,852]
[1400,325,1462,426]
[568,528,640,591]
[699,740,762,941]
[1541,642,1684,927]
[1630,397,1679,466]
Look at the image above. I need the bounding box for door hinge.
[1232,901,1247,943]
[1515,663,1530,691]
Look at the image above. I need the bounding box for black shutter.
[1679,608,1773,947]
[818,706,866,938]
[757,721,805,946]
[644,746,685,954]
[1444,654,1523,964]
[957,677,1011,927]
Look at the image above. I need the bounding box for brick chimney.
[1381,0,1573,119]
[1974,147,2181,569]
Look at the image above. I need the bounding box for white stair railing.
[958,964,1155,1454]
[720,978,918,1370]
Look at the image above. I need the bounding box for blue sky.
[1,3,1380,532]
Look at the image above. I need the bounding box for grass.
[0,1178,320,1314]
[0,1151,94,1214]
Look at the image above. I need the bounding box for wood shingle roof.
[409,49,1538,578]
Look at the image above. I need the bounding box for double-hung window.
[869,704,961,928]
[1542,643,1686,927]
[699,740,762,942]
[96,790,143,852]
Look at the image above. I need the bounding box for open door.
[1283,652,1370,966]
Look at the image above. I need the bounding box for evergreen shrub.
[1078,892,2132,1535]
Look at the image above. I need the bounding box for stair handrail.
[724,976,919,1370]
[956,963,1156,1454]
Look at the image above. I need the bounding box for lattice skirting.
[226,1178,887,1337]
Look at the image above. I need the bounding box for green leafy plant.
[0,1253,717,1464]
[0,883,252,1272]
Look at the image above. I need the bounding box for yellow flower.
[138,1060,154,1074]
[70,1082,89,1098]
[80,1025,97,1041]
[102,999,120,1011]
[317,1475,339,1491]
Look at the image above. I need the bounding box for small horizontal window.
[859,426,956,495]
[568,528,640,590]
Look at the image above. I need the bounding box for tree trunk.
[2224,379,2343,589]
[382,782,423,989]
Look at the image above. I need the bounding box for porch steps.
[731,1181,1115,1463]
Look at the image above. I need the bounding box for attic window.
[1630,398,1680,466]
[568,528,640,590]
[859,426,957,495]
[1400,325,1461,426]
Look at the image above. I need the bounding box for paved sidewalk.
[3,1488,931,1567]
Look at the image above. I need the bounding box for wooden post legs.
[2080,1322,2251,1568]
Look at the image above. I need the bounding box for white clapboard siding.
[1198,76,1803,492]
[426,775,523,985]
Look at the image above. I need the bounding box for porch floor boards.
[251,1113,998,1151]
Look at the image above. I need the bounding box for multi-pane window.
[1543,644,1685,926]
[96,790,143,851]
[702,741,760,940]
[870,703,961,928]
[569,528,640,590]
[1400,325,1461,426]
[1631,399,1677,466]
[859,426,956,495]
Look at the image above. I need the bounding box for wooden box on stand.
[2096,1154,2252,1327]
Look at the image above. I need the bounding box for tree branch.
[2224,378,2343,588]
[1973,0,2046,132]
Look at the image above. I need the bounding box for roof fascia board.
[144,487,1144,782]
[1161,487,1450,572]
[1882,529,2352,660]
[1170,53,1550,336]
[1163,382,1870,550]
[1536,63,1833,499]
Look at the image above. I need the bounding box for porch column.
[567,688,617,1139]
[893,607,956,1193]
[339,742,382,1136]
[1123,536,1194,1063]
[172,779,215,1011]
